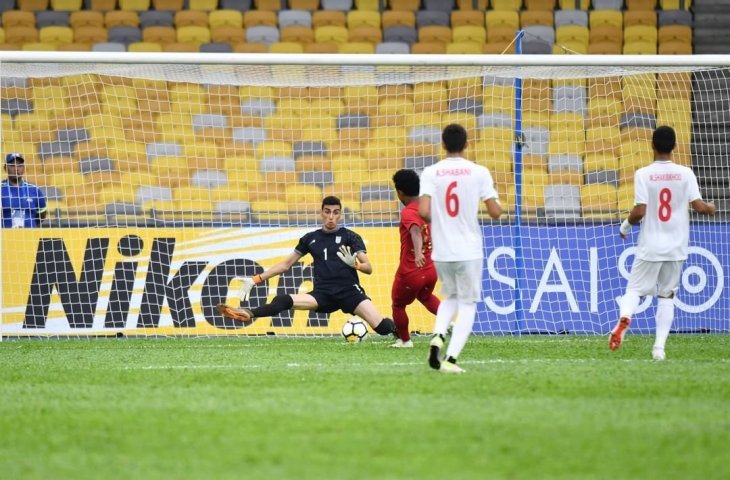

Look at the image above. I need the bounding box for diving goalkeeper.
[216,196,398,337]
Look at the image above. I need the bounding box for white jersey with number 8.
[633,160,702,261]
[419,157,498,262]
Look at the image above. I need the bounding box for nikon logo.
[24,235,328,330]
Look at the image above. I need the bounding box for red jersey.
[398,200,434,275]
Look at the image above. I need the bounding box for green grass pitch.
[1,334,728,480]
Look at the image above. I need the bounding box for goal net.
[0,52,727,338]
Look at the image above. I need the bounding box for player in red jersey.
[390,169,440,348]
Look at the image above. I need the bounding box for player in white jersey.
[610,126,716,360]
[419,124,502,373]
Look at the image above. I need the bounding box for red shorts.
[391,266,438,307]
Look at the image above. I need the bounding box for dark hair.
[442,123,467,153]
[652,126,676,154]
[392,169,420,197]
[321,195,342,209]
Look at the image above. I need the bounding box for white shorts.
[626,258,683,298]
[434,259,483,303]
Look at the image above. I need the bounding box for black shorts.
[309,283,370,315]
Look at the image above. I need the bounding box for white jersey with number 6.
[419,157,498,262]
[633,160,702,261]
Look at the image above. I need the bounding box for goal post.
[0,51,727,338]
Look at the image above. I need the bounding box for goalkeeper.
[217,196,398,336]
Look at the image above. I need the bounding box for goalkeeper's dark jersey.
[294,227,366,289]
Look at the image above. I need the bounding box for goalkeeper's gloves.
[236,274,263,302]
[619,219,632,238]
[337,245,360,270]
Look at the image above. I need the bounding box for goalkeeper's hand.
[337,245,359,270]
[236,275,262,302]
[619,219,632,240]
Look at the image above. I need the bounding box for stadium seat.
[289,0,318,9]
[278,9,311,28]
[581,183,617,216]
[657,10,692,27]
[39,26,74,45]
[593,0,623,7]
[418,25,451,44]
[524,25,555,45]
[243,10,275,28]
[348,25,382,43]
[590,10,623,30]
[177,25,211,45]
[625,0,657,9]
[70,11,104,29]
[128,41,162,51]
[544,185,581,218]
[270,41,303,52]
[383,25,417,44]
[376,41,409,54]
[491,0,522,10]
[624,11,656,29]
[555,9,588,28]
[175,10,208,28]
[451,10,483,27]
[452,25,486,44]
[18,0,50,10]
[524,0,555,9]
[623,41,657,55]
[558,0,589,8]
[382,11,414,29]
[658,25,691,44]
[321,0,353,9]
[152,0,182,8]
[246,25,279,44]
[109,25,142,45]
[280,26,314,43]
[624,25,658,45]
[486,10,519,30]
[211,25,245,43]
[106,11,140,28]
[347,10,380,29]
[87,0,116,10]
[411,41,446,54]
[416,10,449,29]
[590,25,623,47]
[521,10,553,27]
[315,25,348,44]
[660,0,691,8]
[658,41,692,55]
[312,10,346,28]
[189,0,219,10]
[339,41,375,53]
[143,26,176,44]
[37,11,71,28]
[119,0,150,11]
[255,0,283,9]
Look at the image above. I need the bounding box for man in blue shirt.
[1,153,47,228]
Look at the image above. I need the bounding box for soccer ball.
[341,317,368,343]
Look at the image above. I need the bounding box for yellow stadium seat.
[3,11,35,28]
[486,10,519,30]
[659,41,692,55]
[285,183,323,211]
[315,25,348,44]
[658,25,691,44]
[355,0,380,9]
[382,11,415,29]
[348,25,382,43]
[233,42,269,53]
[386,0,419,9]
[22,42,57,51]
[51,0,82,9]
[339,41,375,54]
[6,26,38,44]
[457,0,487,8]
[39,26,74,45]
[189,0,218,10]
[548,169,583,186]
[211,26,245,44]
[623,41,657,55]
[581,184,617,215]
[88,0,116,10]
[556,25,589,48]
[616,183,634,213]
[209,10,243,28]
[143,26,176,44]
[452,25,486,44]
[584,153,619,172]
[312,10,346,28]
[492,0,522,10]
[243,10,276,28]
[175,10,208,28]
[119,0,150,11]
[590,10,623,30]
[660,0,691,8]
[153,0,183,9]
[18,0,49,10]
[451,10,483,27]
[623,10,656,28]
[411,41,446,54]
[70,11,104,29]
[105,11,139,28]
[625,0,657,10]
[624,25,657,45]
[590,25,622,47]
[177,25,210,45]
[524,0,554,9]
[418,25,451,44]
[280,26,314,43]
[521,10,553,27]
[484,85,514,114]
[270,41,304,53]
[347,10,380,29]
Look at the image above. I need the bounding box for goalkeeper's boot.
[608,316,631,351]
[216,304,254,322]
[390,339,414,348]
[652,347,666,361]
[439,357,465,374]
[428,334,444,370]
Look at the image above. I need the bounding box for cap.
[5,153,24,164]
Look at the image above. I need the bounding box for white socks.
[654,297,675,351]
[619,291,641,319]
[445,302,477,360]
[433,297,457,336]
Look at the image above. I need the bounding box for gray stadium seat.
[299,171,334,187]
[408,126,441,144]
[245,25,279,44]
[404,155,438,172]
[136,186,173,205]
[548,155,583,173]
[448,98,484,116]
[105,202,142,216]
[521,39,552,54]
[36,11,70,28]
[146,142,183,159]
[584,170,619,187]
[193,113,228,130]
[553,85,586,114]
[592,0,623,8]
[191,169,228,188]
[375,42,410,54]
[544,185,581,219]
[658,10,693,27]
[336,113,369,130]
[231,127,266,145]
[240,98,276,117]
[360,184,394,202]
[554,10,588,28]
[523,25,555,45]
[200,42,233,53]
[321,0,353,10]
[279,10,311,28]
[478,112,513,129]
[260,156,295,172]
[483,75,514,87]
[79,157,114,174]
[219,0,252,10]
[292,141,328,159]
[41,185,64,201]
[522,127,550,156]
[620,113,656,129]
[57,128,91,144]
[140,11,174,28]
[108,26,142,45]
[0,0,15,14]
[215,200,250,217]
[423,0,455,12]
[38,141,74,160]
[383,26,418,44]
[92,42,126,52]
[1,99,33,117]
[416,10,450,28]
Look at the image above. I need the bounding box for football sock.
[445,356,457,364]
[250,294,293,318]
[445,302,477,360]
[374,317,397,336]
[392,305,410,342]
[419,293,441,316]
[434,297,458,335]
[619,290,641,319]
[654,297,675,351]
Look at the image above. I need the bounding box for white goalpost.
[0,51,727,338]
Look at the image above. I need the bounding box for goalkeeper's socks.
[445,356,458,365]
[250,294,293,318]
[374,317,397,336]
